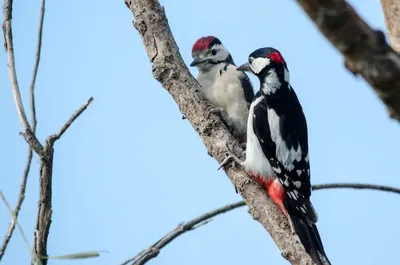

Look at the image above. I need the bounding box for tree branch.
[0,0,44,260]
[2,0,43,155]
[381,0,400,54]
[3,1,93,263]
[124,0,317,264]
[120,201,245,265]
[122,182,400,265]
[33,97,93,265]
[0,150,33,261]
[295,0,400,122]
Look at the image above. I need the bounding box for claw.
[218,154,244,170]
[207,107,225,119]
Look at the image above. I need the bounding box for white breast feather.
[244,95,275,179]
[211,65,249,136]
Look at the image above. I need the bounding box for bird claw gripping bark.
[207,107,231,129]
[218,142,244,170]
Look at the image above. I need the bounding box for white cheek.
[250,57,270,74]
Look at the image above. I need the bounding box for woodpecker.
[190,36,254,142]
[220,47,331,265]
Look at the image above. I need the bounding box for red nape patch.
[192,36,216,53]
[267,52,285,65]
[250,173,287,215]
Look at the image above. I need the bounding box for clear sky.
[1,0,399,264]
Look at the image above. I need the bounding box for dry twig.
[122,182,400,265]
[0,0,45,260]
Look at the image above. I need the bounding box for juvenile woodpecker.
[190,36,254,142]
[220,47,331,265]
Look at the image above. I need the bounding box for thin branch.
[0,150,33,261]
[120,201,245,265]
[312,183,400,194]
[29,0,45,133]
[0,0,45,260]
[122,182,400,265]
[3,0,44,155]
[2,0,31,132]
[33,97,93,265]
[295,0,400,121]
[49,97,94,142]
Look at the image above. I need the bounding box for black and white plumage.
[234,47,331,265]
[190,36,254,141]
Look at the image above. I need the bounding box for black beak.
[237,62,252,72]
[190,58,206,67]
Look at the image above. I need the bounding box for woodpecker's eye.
[211,49,217,56]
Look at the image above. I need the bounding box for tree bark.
[381,0,400,54]
[124,0,318,264]
[295,0,400,121]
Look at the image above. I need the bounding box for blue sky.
[1,0,399,264]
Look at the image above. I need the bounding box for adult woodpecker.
[190,36,254,142]
[220,47,331,265]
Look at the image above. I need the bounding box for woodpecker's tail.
[289,214,331,265]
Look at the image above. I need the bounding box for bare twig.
[312,183,400,194]
[3,0,31,132]
[120,201,245,265]
[121,182,400,265]
[295,0,400,121]
[0,0,45,260]
[2,0,43,155]
[0,150,33,261]
[33,97,93,265]
[29,0,46,133]
[49,97,94,142]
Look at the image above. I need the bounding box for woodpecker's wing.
[252,89,316,223]
[238,71,255,104]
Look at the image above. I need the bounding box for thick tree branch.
[295,0,400,121]
[0,0,44,260]
[125,1,316,264]
[381,0,400,54]
[122,182,400,265]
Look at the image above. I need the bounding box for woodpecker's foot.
[207,107,231,129]
[240,142,247,150]
[218,153,244,170]
[281,250,290,260]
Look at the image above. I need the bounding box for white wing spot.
[300,206,307,213]
[283,178,289,187]
[273,166,281,173]
[293,181,301,188]
[307,169,310,175]
[289,191,298,200]
[296,169,302,176]
[287,192,293,199]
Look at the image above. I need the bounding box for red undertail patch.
[250,173,287,215]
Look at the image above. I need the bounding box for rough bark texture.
[381,0,400,54]
[296,0,400,121]
[124,0,316,264]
